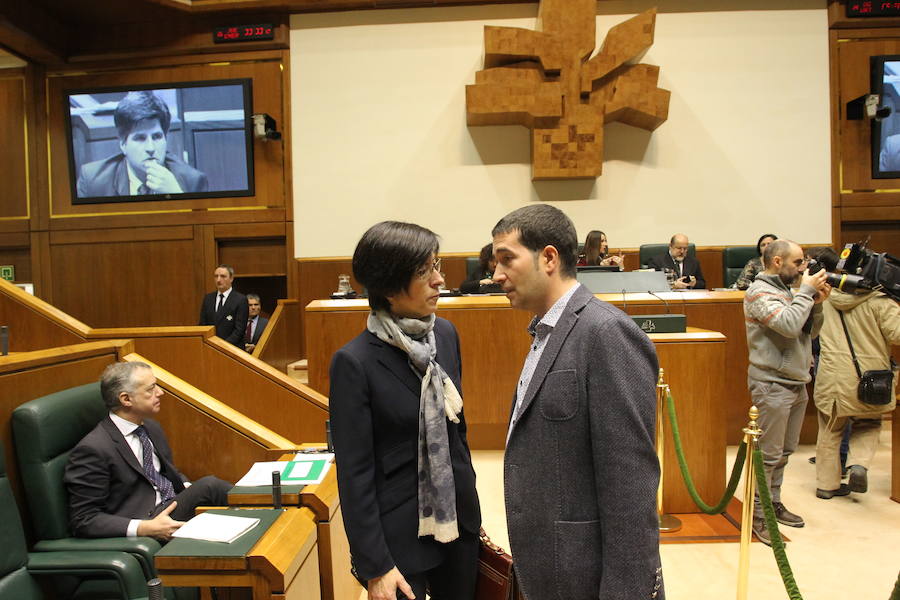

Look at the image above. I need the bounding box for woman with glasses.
[329,221,481,600]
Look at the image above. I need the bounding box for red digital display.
[847,1,900,16]
[214,24,275,43]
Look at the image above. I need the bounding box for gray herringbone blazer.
[505,284,664,600]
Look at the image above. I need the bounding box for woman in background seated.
[735,233,777,290]
[459,243,501,293]
[577,230,624,269]
[329,221,481,600]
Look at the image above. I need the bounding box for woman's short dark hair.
[756,233,778,256]
[353,221,440,313]
[478,243,494,272]
[492,205,578,278]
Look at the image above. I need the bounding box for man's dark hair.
[763,239,795,269]
[806,246,840,272]
[353,221,440,313]
[100,361,152,411]
[491,205,578,278]
[756,233,778,256]
[114,91,171,142]
[216,264,235,277]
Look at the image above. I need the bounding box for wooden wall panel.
[49,234,199,328]
[829,14,900,263]
[45,56,285,219]
[255,299,302,374]
[154,392,277,484]
[0,74,28,220]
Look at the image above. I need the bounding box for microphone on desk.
[271,471,282,509]
[646,291,671,314]
[147,578,164,600]
[1,325,8,356]
[621,290,628,314]
[325,419,334,453]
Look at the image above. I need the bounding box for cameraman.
[813,249,900,499]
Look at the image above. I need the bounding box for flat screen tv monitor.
[64,79,254,204]
[871,56,900,179]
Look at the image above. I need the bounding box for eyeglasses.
[415,257,442,280]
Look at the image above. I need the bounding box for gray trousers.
[748,377,808,517]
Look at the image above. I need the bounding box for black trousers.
[400,529,479,600]
[151,475,232,521]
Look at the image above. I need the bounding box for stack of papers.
[172,512,260,543]
[234,455,334,487]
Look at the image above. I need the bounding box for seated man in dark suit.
[243,294,269,353]
[64,362,232,540]
[647,233,706,289]
[76,90,208,199]
[199,264,248,348]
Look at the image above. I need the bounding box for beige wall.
[290,1,830,257]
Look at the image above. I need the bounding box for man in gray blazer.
[491,205,664,600]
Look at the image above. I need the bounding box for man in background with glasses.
[743,239,830,545]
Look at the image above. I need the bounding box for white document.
[234,461,292,487]
[172,512,259,543]
[234,456,334,487]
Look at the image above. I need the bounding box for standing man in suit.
[199,264,248,348]
[647,233,706,289]
[243,294,269,353]
[64,361,232,540]
[491,205,663,600]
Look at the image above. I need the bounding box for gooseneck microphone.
[646,290,671,314]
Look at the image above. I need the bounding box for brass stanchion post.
[656,369,681,533]
[737,406,762,600]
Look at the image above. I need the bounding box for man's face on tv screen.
[120,118,167,179]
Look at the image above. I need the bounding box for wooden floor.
[660,498,787,544]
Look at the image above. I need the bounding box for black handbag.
[838,311,896,406]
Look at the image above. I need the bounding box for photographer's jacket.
[744,273,823,385]
[814,290,900,418]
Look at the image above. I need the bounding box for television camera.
[808,241,899,302]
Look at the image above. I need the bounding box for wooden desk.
[155,508,320,600]
[306,291,753,445]
[227,452,361,600]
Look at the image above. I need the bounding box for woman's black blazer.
[329,317,481,581]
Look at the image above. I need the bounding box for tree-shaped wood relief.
[466,2,670,180]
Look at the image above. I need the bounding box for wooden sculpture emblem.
[466,2,670,180]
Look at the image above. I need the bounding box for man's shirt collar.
[527,282,581,338]
[109,411,141,436]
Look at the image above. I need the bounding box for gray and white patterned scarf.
[367,310,463,543]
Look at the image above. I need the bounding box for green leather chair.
[723,246,758,288]
[0,439,148,600]
[639,243,696,269]
[11,383,163,584]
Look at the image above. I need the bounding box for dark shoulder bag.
[838,311,896,405]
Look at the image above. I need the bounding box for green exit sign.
[0,265,14,281]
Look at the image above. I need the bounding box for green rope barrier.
[890,570,900,600]
[664,390,746,514]
[753,447,803,600]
